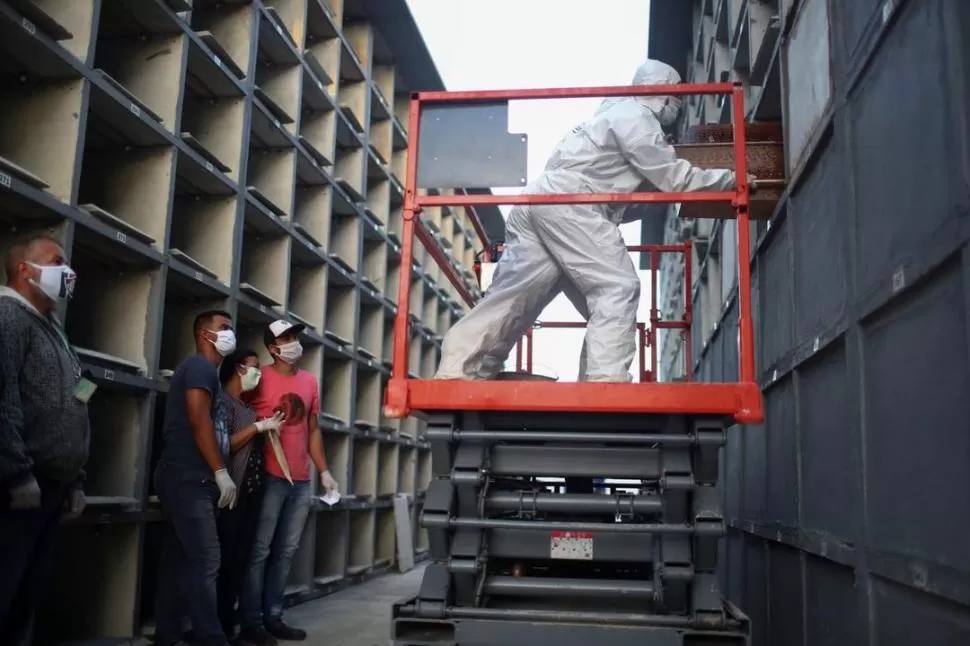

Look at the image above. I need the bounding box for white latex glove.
[746,173,759,194]
[63,488,86,520]
[214,468,237,509]
[9,475,42,510]
[320,469,338,493]
[255,411,285,433]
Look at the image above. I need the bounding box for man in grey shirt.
[0,234,90,645]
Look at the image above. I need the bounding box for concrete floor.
[280,565,425,646]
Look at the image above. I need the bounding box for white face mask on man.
[273,340,303,364]
[26,261,76,302]
[208,329,237,357]
[658,96,682,127]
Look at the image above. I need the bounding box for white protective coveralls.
[435,59,739,382]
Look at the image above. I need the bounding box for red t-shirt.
[250,365,320,482]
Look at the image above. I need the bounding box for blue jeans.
[240,475,311,627]
[154,463,226,646]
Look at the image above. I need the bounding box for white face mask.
[658,96,682,127]
[26,262,76,302]
[208,329,237,357]
[240,366,261,392]
[274,340,303,364]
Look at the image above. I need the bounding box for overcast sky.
[405,0,655,380]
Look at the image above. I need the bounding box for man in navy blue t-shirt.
[154,309,238,646]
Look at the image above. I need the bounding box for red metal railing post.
[384,96,423,418]
[731,86,755,385]
[637,322,647,382]
[650,249,659,383]
[683,240,693,382]
[526,327,534,374]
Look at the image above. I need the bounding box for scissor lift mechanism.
[386,82,761,646]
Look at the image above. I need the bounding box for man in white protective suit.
[435,59,753,382]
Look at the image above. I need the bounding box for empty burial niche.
[417,449,432,493]
[299,341,324,381]
[363,232,388,286]
[247,147,296,219]
[93,10,186,131]
[391,148,408,186]
[322,357,353,425]
[138,520,165,634]
[180,68,246,183]
[85,390,144,501]
[300,100,336,169]
[385,255,400,302]
[337,76,366,136]
[375,508,396,568]
[314,509,348,586]
[323,432,350,489]
[294,185,333,250]
[422,289,439,332]
[355,367,382,429]
[359,302,384,359]
[241,220,290,307]
[170,195,238,285]
[0,77,85,203]
[191,1,255,80]
[348,509,375,575]
[437,303,452,337]
[408,329,422,377]
[382,316,395,365]
[378,441,399,496]
[254,12,300,134]
[398,446,416,494]
[64,244,156,372]
[353,436,378,498]
[366,175,391,227]
[334,138,365,201]
[35,523,140,644]
[289,262,328,332]
[420,341,439,380]
[329,208,360,272]
[408,271,423,321]
[286,517,315,596]
[325,282,356,345]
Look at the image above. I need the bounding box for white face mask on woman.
[240,366,261,392]
[274,340,303,364]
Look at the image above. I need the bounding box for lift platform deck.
[385,82,762,646]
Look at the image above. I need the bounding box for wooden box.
[674,122,785,221]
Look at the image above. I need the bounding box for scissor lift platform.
[386,82,760,645]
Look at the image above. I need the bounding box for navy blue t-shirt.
[160,354,230,476]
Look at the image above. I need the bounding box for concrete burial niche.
[322,357,353,425]
[348,508,376,575]
[398,445,416,495]
[323,431,350,487]
[352,436,378,498]
[314,508,349,586]
[378,439,400,496]
[375,507,396,568]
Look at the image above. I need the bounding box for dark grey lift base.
[391,597,750,646]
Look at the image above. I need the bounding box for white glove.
[9,475,42,509]
[746,173,759,194]
[320,469,338,493]
[255,411,285,433]
[214,468,237,509]
[63,488,86,520]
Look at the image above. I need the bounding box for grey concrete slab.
[281,565,426,646]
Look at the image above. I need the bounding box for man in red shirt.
[238,321,338,644]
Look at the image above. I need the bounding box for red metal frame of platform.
[514,243,694,383]
[384,82,764,424]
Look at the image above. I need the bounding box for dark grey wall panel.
[797,341,857,542]
[849,0,963,296]
[768,543,805,646]
[764,380,797,527]
[724,429,743,521]
[873,578,970,646]
[742,423,766,522]
[743,537,768,646]
[832,0,883,70]
[861,257,970,573]
[790,137,848,343]
[805,556,859,646]
[758,221,793,373]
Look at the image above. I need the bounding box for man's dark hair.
[193,309,232,338]
[4,233,63,279]
[219,348,258,385]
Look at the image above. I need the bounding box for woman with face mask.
[214,348,284,641]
